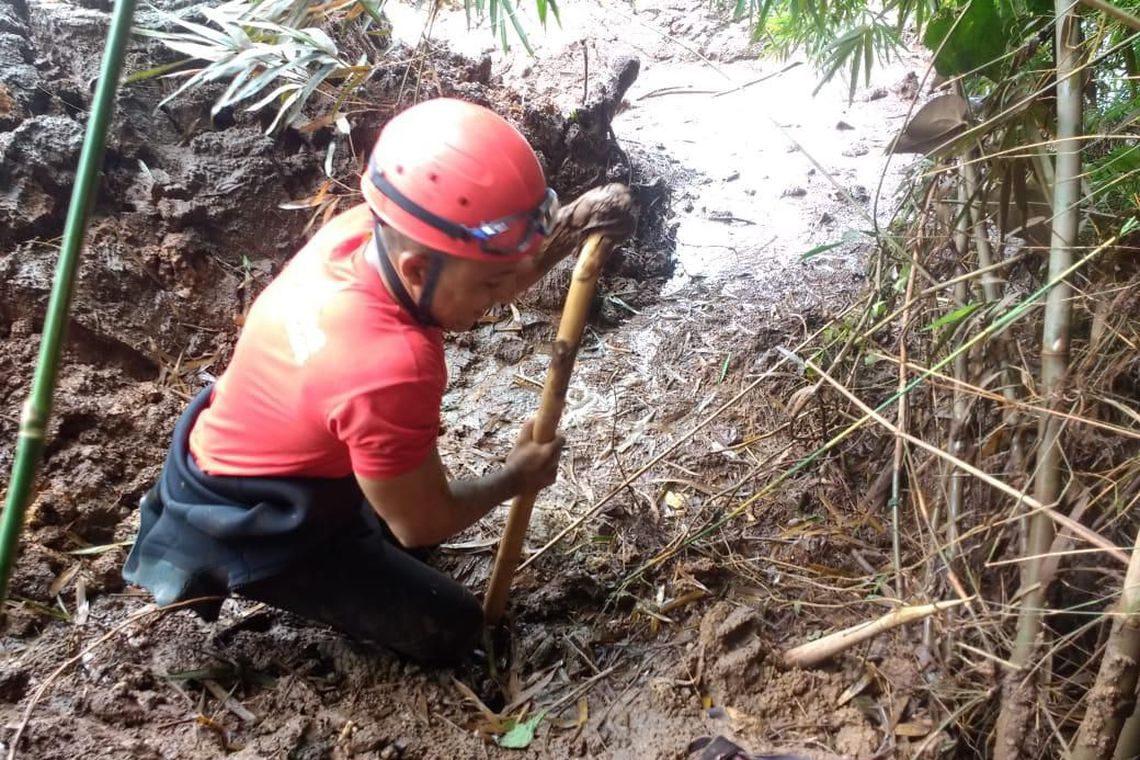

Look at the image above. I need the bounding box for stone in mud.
[27,0,113,97]
[0,665,30,703]
[0,114,84,242]
[0,32,40,129]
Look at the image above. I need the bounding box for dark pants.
[233,510,484,667]
[123,386,483,668]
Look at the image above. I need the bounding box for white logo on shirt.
[285,310,327,366]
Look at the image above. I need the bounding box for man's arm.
[510,183,636,295]
[356,420,563,548]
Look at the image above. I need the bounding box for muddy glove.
[557,182,637,241]
[531,183,636,272]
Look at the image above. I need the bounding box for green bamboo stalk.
[994,6,1084,758]
[0,0,139,607]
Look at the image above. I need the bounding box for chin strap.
[372,220,443,329]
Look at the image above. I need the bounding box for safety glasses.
[369,166,559,256]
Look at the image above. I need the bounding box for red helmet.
[361,98,557,262]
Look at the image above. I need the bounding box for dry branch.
[782,599,969,669]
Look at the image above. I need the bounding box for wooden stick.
[483,233,613,623]
[782,599,970,669]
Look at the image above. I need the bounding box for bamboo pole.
[944,180,972,662]
[1072,527,1140,759]
[994,6,1084,757]
[0,0,139,608]
[782,599,969,669]
[483,233,613,624]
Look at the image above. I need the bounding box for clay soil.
[0,0,943,757]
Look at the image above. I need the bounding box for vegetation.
[704,0,1140,754]
[132,0,552,134]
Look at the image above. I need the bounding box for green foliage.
[134,0,377,133]
[719,0,1064,94]
[922,0,1012,78]
[716,0,917,97]
[464,0,560,55]
[496,710,547,749]
[137,0,557,128]
[1089,143,1140,214]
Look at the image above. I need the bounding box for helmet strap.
[372,221,441,328]
[418,252,445,324]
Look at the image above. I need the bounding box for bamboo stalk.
[483,233,612,624]
[782,599,969,669]
[959,153,1028,476]
[1114,693,1140,758]
[891,258,917,600]
[994,6,1085,757]
[1072,526,1140,759]
[944,179,973,662]
[0,0,139,607]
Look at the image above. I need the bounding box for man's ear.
[395,250,432,290]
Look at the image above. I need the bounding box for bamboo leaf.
[68,541,134,556]
[245,81,300,112]
[922,0,1012,78]
[925,302,981,332]
[158,10,234,46]
[124,58,194,84]
[502,0,535,56]
[267,87,304,132]
[496,710,547,749]
[801,242,844,260]
[355,0,387,25]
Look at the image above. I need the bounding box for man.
[122,97,634,665]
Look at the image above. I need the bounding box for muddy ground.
[0,0,943,757]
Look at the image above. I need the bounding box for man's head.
[375,224,526,332]
[361,98,557,330]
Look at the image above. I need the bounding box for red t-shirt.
[189,204,446,480]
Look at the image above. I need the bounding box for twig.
[202,679,258,724]
[580,39,588,106]
[543,665,618,716]
[805,358,1130,567]
[618,230,1122,588]
[711,62,803,98]
[891,246,918,598]
[8,597,219,760]
[603,5,736,84]
[878,355,1140,441]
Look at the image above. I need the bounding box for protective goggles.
[368,165,559,256]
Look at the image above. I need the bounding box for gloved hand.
[505,418,565,493]
[556,182,637,242]
[528,184,636,275]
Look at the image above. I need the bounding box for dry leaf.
[890,94,969,156]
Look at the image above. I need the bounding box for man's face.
[398,250,527,332]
